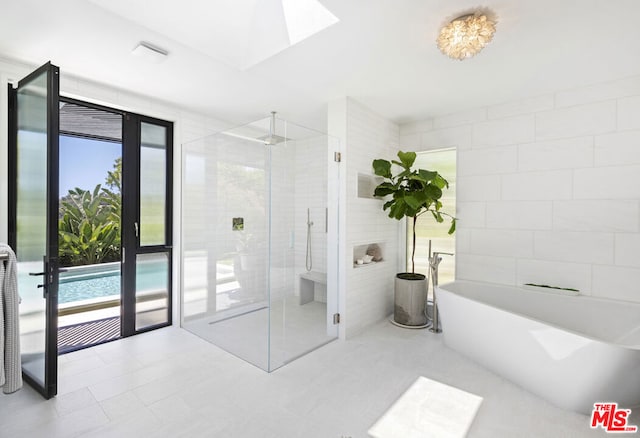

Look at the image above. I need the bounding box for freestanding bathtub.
[436,280,640,414]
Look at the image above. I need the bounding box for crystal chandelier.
[436,13,496,60]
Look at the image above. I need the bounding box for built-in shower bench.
[299,271,327,305]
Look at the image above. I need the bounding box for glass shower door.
[182,133,270,370]
[267,121,340,371]
[181,115,340,372]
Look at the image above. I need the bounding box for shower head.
[260,110,290,145]
[220,111,292,145]
[257,134,289,145]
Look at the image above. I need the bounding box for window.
[406,149,456,285]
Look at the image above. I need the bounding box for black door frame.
[55,98,174,338]
[121,113,174,336]
[9,76,173,397]
[57,96,124,345]
[8,62,60,399]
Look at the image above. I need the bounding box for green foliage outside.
[372,150,456,274]
[408,149,456,281]
[59,158,121,267]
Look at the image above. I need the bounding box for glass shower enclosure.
[181,114,339,371]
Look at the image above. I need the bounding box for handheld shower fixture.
[306,208,314,272]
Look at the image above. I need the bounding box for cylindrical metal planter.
[393,273,428,326]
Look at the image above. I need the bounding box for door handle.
[30,268,66,277]
[32,262,66,297]
[30,267,66,275]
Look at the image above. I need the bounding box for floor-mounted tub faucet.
[429,251,454,333]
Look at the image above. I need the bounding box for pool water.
[58,271,120,304]
[58,259,169,304]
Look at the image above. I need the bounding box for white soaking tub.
[436,280,640,414]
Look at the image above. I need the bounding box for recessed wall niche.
[357,173,383,199]
[353,242,385,268]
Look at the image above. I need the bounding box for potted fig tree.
[372,151,455,327]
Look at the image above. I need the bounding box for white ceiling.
[1,0,640,131]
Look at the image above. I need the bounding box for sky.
[59,135,122,197]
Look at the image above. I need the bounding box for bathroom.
[1,1,640,437]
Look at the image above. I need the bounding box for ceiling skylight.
[243,0,339,69]
[282,0,339,45]
[89,0,339,70]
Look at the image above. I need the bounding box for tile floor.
[184,299,334,371]
[1,320,637,437]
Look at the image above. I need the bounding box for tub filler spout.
[429,251,454,334]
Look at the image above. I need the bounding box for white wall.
[293,136,328,295]
[0,55,230,326]
[400,74,640,304]
[329,97,402,338]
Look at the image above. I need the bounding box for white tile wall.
[517,137,593,171]
[456,254,516,285]
[455,228,471,254]
[501,170,573,201]
[457,146,517,176]
[329,98,400,338]
[400,119,434,134]
[293,136,329,296]
[555,75,640,108]
[469,229,534,258]
[421,125,472,151]
[399,133,420,150]
[456,175,501,202]
[485,201,552,230]
[552,200,639,232]
[615,234,640,268]
[487,94,554,119]
[472,115,535,148]
[535,100,617,140]
[533,231,614,264]
[618,96,640,130]
[400,72,640,303]
[433,108,487,129]
[574,165,640,199]
[594,130,640,166]
[456,202,486,228]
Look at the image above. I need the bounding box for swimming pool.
[58,263,121,304]
[58,260,169,304]
[58,259,232,305]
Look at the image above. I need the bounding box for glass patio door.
[121,115,173,336]
[9,64,173,397]
[9,62,60,399]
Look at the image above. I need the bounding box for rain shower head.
[220,111,292,145]
[253,111,290,145]
[257,134,289,145]
[220,131,290,145]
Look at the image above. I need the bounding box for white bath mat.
[368,376,483,438]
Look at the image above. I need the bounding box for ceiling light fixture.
[436,12,496,60]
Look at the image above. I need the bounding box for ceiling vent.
[131,41,169,63]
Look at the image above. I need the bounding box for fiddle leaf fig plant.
[372,150,456,275]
